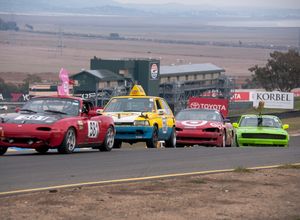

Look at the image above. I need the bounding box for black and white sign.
[251,91,294,109]
[88,121,99,138]
[150,63,159,80]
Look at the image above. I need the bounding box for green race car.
[233,115,289,147]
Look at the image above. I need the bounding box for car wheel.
[35,146,49,154]
[225,131,233,147]
[165,127,176,148]
[146,126,158,148]
[58,128,76,154]
[113,140,122,149]
[218,132,226,147]
[235,135,240,147]
[0,146,8,155]
[99,126,115,152]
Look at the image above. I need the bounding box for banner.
[58,68,69,95]
[231,91,250,102]
[188,97,229,117]
[251,91,294,109]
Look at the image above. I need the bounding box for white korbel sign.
[251,91,294,109]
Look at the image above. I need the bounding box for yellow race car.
[101,85,176,148]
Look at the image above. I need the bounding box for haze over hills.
[0,0,300,19]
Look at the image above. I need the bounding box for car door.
[157,98,175,140]
[79,101,101,145]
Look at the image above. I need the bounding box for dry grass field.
[0,14,299,84]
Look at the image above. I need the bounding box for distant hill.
[0,0,299,19]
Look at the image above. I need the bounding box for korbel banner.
[251,91,294,109]
[188,97,229,117]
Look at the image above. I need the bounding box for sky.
[115,0,300,9]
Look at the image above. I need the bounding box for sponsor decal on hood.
[104,112,141,123]
[0,113,64,124]
[177,120,223,129]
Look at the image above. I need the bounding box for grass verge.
[233,166,252,173]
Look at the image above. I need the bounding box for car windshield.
[22,97,80,116]
[104,98,154,112]
[176,109,222,122]
[239,116,282,128]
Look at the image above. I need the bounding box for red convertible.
[175,108,233,147]
[0,96,115,155]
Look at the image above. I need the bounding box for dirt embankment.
[0,167,299,220]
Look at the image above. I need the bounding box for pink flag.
[57,68,69,95]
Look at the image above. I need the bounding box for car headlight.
[134,120,150,126]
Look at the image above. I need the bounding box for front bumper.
[115,126,153,141]
[176,129,222,146]
[0,124,65,149]
[237,137,289,147]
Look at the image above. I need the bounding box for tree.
[19,74,42,93]
[249,49,300,92]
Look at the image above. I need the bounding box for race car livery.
[0,96,115,155]
[101,85,176,148]
[233,114,289,147]
[175,108,233,147]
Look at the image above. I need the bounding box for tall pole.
[95,80,99,107]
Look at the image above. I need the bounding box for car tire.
[218,132,226,147]
[99,126,115,152]
[146,126,158,148]
[235,135,240,147]
[35,147,49,154]
[0,146,8,155]
[225,131,233,147]
[57,128,76,154]
[113,140,122,149]
[165,127,176,148]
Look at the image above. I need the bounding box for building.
[159,63,233,113]
[29,58,231,113]
[90,57,160,96]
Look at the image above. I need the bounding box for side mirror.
[282,124,289,130]
[15,107,20,113]
[232,122,239,128]
[88,110,98,117]
[96,109,104,115]
[224,118,230,123]
[157,109,166,115]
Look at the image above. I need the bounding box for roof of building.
[71,69,125,81]
[160,63,225,76]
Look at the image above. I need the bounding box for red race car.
[0,96,115,155]
[175,108,233,147]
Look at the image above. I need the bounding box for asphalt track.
[0,136,299,194]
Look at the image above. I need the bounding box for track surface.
[0,136,299,193]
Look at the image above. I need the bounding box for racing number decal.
[88,121,99,138]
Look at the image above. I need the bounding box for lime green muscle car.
[233,115,289,147]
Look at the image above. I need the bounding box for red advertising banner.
[230,91,250,102]
[293,91,300,97]
[188,97,229,117]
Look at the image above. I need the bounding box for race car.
[0,95,115,155]
[175,108,233,147]
[100,85,176,148]
[233,114,289,147]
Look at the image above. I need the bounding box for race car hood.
[176,120,223,129]
[103,112,143,123]
[0,113,66,124]
[236,127,288,135]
